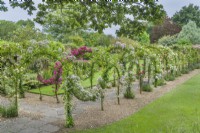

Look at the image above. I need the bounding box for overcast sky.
[0,0,200,36]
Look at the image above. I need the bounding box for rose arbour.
[1,37,200,130]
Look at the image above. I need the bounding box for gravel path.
[0,69,200,133]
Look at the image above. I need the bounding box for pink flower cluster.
[37,61,62,85]
[70,46,92,59]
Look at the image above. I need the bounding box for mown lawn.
[29,70,113,96]
[74,74,200,133]
[28,62,140,96]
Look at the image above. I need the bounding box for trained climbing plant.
[37,61,62,103]
[62,75,97,127]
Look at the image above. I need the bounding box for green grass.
[0,103,18,118]
[74,74,200,133]
[29,70,112,96]
[28,85,64,96]
[29,61,143,96]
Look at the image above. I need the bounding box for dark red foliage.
[150,17,181,43]
[37,61,62,86]
[70,46,92,59]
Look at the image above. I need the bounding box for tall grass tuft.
[0,103,18,118]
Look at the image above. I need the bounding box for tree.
[1,1,165,38]
[41,6,86,43]
[9,0,36,15]
[172,4,200,27]
[133,31,150,45]
[0,1,36,15]
[150,17,181,43]
[0,20,18,40]
[0,0,7,11]
[16,19,35,28]
[35,1,165,38]
[158,35,178,46]
[0,19,45,42]
[10,26,46,43]
[177,21,200,45]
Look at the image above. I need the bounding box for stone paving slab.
[0,116,60,133]
[19,127,42,133]
[27,120,47,128]
[14,117,32,124]
[40,124,60,133]
[39,131,52,133]
[5,123,25,133]
[0,127,13,133]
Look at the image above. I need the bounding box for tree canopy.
[177,21,200,44]
[172,4,200,27]
[0,19,47,43]
[0,0,166,39]
[0,0,7,12]
[150,17,181,43]
[0,20,17,40]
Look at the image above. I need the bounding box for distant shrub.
[0,79,7,96]
[117,37,140,47]
[81,32,101,47]
[156,79,166,86]
[124,89,135,99]
[134,31,150,45]
[176,38,192,45]
[177,21,200,44]
[181,68,189,74]
[142,84,153,92]
[175,71,182,77]
[23,74,38,89]
[64,43,78,50]
[83,32,113,47]
[48,41,65,52]
[158,35,178,46]
[164,74,175,81]
[96,34,112,47]
[68,35,85,46]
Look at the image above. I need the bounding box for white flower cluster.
[120,72,135,92]
[38,40,49,48]
[121,71,135,84]
[14,67,24,74]
[97,77,103,84]
[129,49,135,57]
[120,75,126,85]
[135,60,139,65]
[63,75,97,101]
[97,77,107,90]
[114,41,126,49]
[129,46,135,51]
[67,55,76,61]
[155,73,162,79]
[58,48,62,53]
[27,47,33,53]
[119,63,125,70]
[29,39,37,44]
